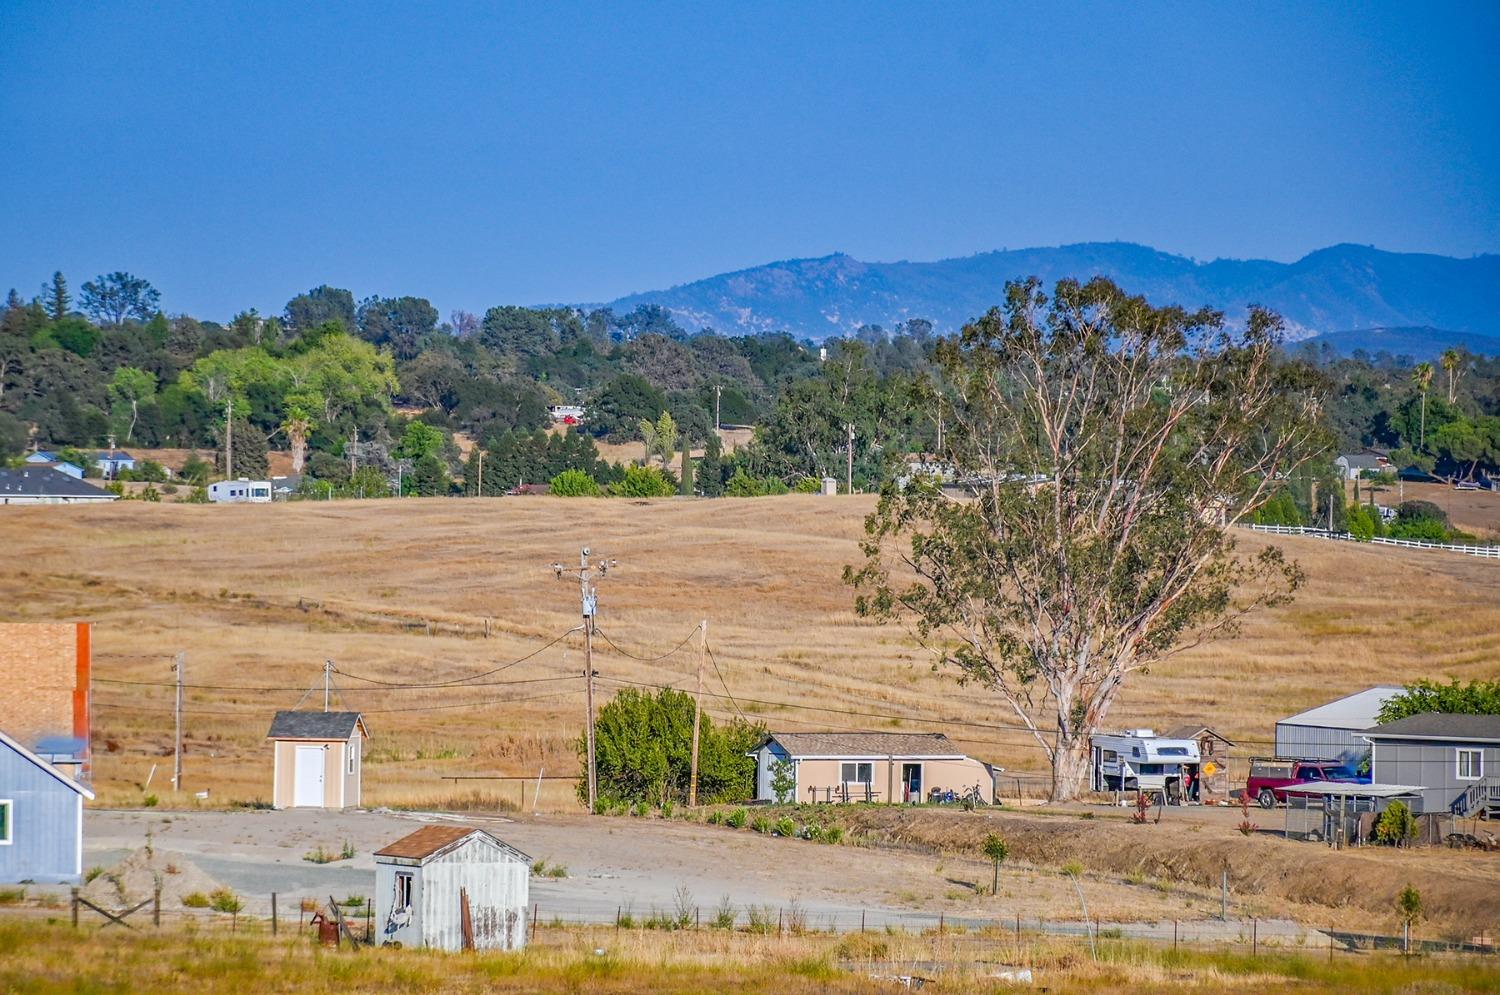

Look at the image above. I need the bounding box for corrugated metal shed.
[1274,686,1403,764]
[374,825,531,952]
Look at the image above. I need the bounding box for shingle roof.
[1363,712,1500,743]
[373,825,530,864]
[266,710,366,740]
[765,731,963,757]
[0,466,117,500]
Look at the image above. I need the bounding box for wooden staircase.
[1452,777,1500,819]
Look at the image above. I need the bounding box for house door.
[294,746,325,807]
[902,763,922,803]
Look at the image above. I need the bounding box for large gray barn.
[1365,713,1500,818]
[1274,686,1402,765]
[0,728,95,884]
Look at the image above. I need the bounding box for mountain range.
[607,242,1500,355]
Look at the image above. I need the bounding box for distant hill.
[1300,326,1500,360]
[608,242,1500,344]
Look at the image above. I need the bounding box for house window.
[0,799,11,845]
[348,740,357,775]
[840,762,873,784]
[1458,749,1483,780]
[394,871,413,910]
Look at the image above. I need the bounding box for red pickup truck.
[1245,758,1358,808]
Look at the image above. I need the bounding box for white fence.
[1244,524,1500,559]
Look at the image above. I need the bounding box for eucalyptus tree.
[847,277,1327,801]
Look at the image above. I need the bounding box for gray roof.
[764,731,964,757]
[1278,686,1403,731]
[266,710,366,740]
[0,466,117,500]
[1337,453,1386,469]
[1283,782,1425,798]
[1362,712,1500,743]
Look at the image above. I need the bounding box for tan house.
[749,731,998,805]
[267,711,369,809]
[1162,724,1236,802]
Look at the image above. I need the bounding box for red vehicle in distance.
[1245,757,1360,808]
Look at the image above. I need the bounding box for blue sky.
[1,2,1496,321]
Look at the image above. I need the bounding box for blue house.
[0,728,94,884]
[94,449,136,478]
[24,452,85,479]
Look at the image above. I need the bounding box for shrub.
[340,839,356,860]
[143,793,159,808]
[1061,860,1084,877]
[84,866,105,884]
[549,468,602,496]
[746,905,776,934]
[1374,801,1417,846]
[660,799,675,819]
[822,826,844,845]
[341,895,365,908]
[769,758,796,805]
[632,800,650,818]
[750,815,771,834]
[181,892,210,908]
[793,476,823,493]
[712,895,736,930]
[706,810,724,826]
[773,816,797,838]
[0,887,25,905]
[725,808,748,829]
[209,888,243,914]
[802,823,825,842]
[609,465,675,498]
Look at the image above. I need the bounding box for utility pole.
[224,398,234,480]
[172,653,184,793]
[688,620,707,807]
[845,423,855,495]
[552,549,616,813]
[324,660,333,712]
[714,385,722,433]
[476,449,485,496]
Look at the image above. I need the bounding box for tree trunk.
[290,429,307,474]
[1049,734,1092,802]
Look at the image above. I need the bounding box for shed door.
[294,746,325,806]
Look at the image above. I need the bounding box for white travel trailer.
[1090,729,1201,803]
[208,478,272,503]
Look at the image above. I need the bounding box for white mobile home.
[1090,729,1201,802]
[748,731,999,805]
[209,478,272,503]
[375,825,530,951]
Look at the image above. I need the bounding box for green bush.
[822,826,844,845]
[773,816,797,838]
[802,823,825,842]
[549,468,602,496]
[793,476,823,493]
[706,810,724,826]
[208,888,243,914]
[609,465,675,498]
[181,892,210,908]
[1374,801,1417,846]
[750,815,771,834]
[725,808,748,829]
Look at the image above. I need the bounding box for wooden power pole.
[846,423,855,495]
[551,549,614,813]
[324,660,333,712]
[224,397,234,480]
[172,652,184,793]
[688,620,707,807]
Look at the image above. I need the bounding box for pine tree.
[44,272,69,321]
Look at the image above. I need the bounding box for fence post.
[615,906,621,931]
[71,887,79,929]
[153,884,161,927]
[938,912,944,935]
[1328,925,1334,962]
[1173,919,1178,952]
[532,903,539,934]
[778,908,784,938]
[1252,917,1258,956]
[861,910,866,934]
[1015,913,1021,951]
[271,893,277,936]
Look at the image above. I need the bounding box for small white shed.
[374,825,531,951]
[266,711,368,809]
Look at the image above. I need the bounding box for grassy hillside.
[2,496,1498,807]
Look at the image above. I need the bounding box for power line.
[704,644,748,723]
[93,673,580,693]
[93,684,585,717]
[594,626,700,663]
[332,627,580,687]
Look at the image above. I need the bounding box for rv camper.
[1090,729,1202,803]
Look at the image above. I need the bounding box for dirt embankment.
[790,806,1500,932]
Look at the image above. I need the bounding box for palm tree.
[1412,362,1434,449]
[1440,348,1463,404]
[282,408,313,474]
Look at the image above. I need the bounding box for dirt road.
[73,807,1323,944]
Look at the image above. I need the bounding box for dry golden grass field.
[2,494,1499,811]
